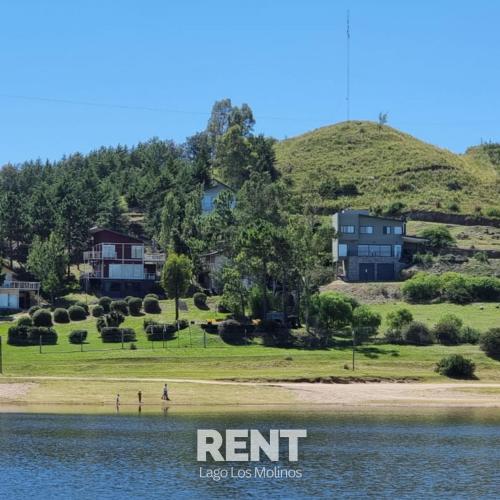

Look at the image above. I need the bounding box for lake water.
[0,409,499,499]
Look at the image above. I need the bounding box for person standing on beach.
[116,394,120,409]
[138,390,142,404]
[161,384,171,401]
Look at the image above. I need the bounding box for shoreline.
[1,377,500,413]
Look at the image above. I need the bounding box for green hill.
[274,121,499,216]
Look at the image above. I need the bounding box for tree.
[0,191,27,267]
[418,225,455,251]
[220,265,249,319]
[27,233,67,303]
[311,292,353,334]
[97,185,127,232]
[352,305,382,342]
[161,253,192,321]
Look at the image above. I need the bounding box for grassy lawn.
[0,297,498,382]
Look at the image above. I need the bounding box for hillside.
[274,121,499,215]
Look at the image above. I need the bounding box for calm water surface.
[0,409,499,499]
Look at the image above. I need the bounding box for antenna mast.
[346,10,350,122]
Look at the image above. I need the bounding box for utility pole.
[352,328,356,371]
[0,336,3,374]
[346,9,351,122]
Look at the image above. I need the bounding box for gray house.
[202,179,235,214]
[332,209,412,281]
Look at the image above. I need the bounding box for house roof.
[204,178,235,192]
[403,236,429,244]
[89,226,144,243]
[336,209,405,222]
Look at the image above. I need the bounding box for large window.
[358,245,392,257]
[341,225,355,234]
[338,244,348,257]
[383,226,403,235]
[102,244,116,258]
[394,244,402,258]
[360,226,374,234]
[202,195,213,212]
[109,264,144,279]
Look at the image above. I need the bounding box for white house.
[0,265,40,310]
[202,179,235,214]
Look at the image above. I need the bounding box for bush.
[68,305,87,321]
[435,355,476,379]
[98,296,112,313]
[101,327,136,343]
[480,328,500,359]
[53,308,70,324]
[144,321,189,341]
[74,301,89,315]
[418,225,455,250]
[193,292,208,309]
[145,293,159,300]
[218,320,250,345]
[127,297,143,316]
[32,309,53,327]
[144,297,161,314]
[28,305,41,317]
[69,330,88,344]
[460,326,481,345]
[111,300,129,316]
[385,329,403,344]
[402,273,441,303]
[433,314,463,345]
[27,327,58,346]
[402,321,434,345]
[97,311,125,332]
[248,287,273,320]
[468,276,500,301]
[386,308,413,331]
[352,306,382,343]
[7,326,31,346]
[124,296,134,304]
[17,316,33,327]
[486,207,500,218]
[92,305,104,318]
[440,273,472,304]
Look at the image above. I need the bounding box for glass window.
[360,226,373,234]
[341,225,355,234]
[358,245,391,257]
[338,244,348,257]
[394,245,402,257]
[102,244,116,258]
[131,245,143,259]
[393,226,403,235]
[383,226,403,235]
[202,196,213,212]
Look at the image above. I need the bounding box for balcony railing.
[81,272,157,281]
[1,281,40,291]
[144,253,165,263]
[83,251,165,262]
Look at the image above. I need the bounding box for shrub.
[248,287,272,320]
[92,305,104,318]
[98,296,112,313]
[386,308,413,331]
[262,327,295,348]
[127,297,143,316]
[402,273,441,302]
[193,292,208,309]
[145,293,159,300]
[101,327,136,343]
[68,305,87,321]
[27,327,58,345]
[74,301,89,315]
[385,329,403,344]
[17,316,33,327]
[460,326,481,345]
[480,328,500,359]
[352,306,382,343]
[97,311,125,332]
[111,300,129,316]
[144,297,161,314]
[28,305,41,317]
[440,273,472,304]
[435,355,476,379]
[310,292,354,332]
[7,326,31,346]
[486,207,500,218]
[124,296,134,304]
[144,321,188,341]
[418,225,455,250]
[468,276,500,301]
[433,314,463,345]
[447,202,460,212]
[69,330,88,344]
[218,320,249,345]
[402,321,434,345]
[53,308,70,324]
[32,309,53,327]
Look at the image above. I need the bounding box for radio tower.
[346,10,351,122]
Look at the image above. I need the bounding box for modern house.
[202,179,235,214]
[82,227,165,297]
[332,209,424,281]
[0,264,40,310]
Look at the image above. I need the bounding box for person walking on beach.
[137,390,142,404]
[161,384,171,401]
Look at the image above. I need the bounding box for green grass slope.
[275,121,499,215]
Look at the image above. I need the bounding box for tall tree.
[160,253,192,321]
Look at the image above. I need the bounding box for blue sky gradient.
[1,0,499,164]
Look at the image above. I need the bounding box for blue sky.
[1,0,499,164]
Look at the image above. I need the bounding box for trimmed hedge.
[8,326,57,346]
[92,305,104,318]
[218,320,250,345]
[53,308,70,324]
[144,320,188,340]
[128,297,143,316]
[98,296,112,313]
[28,305,41,317]
[74,301,89,315]
[17,316,33,327]
[68,305,87,321]
[193,292,208,309]
[435,355,476,379]
[69,330,87,344]
[32,309,53,327]
[111,300,129,315]
[144,297,161,314]
[101,327,137,343]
